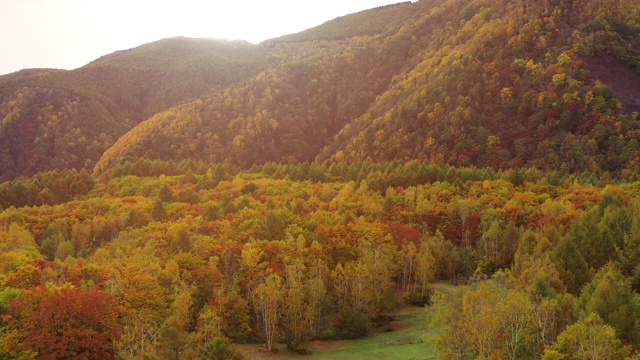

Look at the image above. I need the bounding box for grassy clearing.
[237,305,437,360]
[430,282,459,293]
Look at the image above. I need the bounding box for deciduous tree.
[252,273,283,352]
[10,286,121,360]
[543,313,628,360]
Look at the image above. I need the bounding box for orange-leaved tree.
[9,285,121,360]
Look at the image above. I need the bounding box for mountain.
[95,0,640,179]
[93,5,423,173]
[3,0,640,181]
[318,0,640,175]
[0,37,268,180]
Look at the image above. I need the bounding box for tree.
[576,263,640,344]
[0,224,39,253]
[525,296,574,358]
[113,263,168,358]
[151,198,168,221]
[227,287,252,343]
[433,279,577,359]
[198,337,246,360]
[542,313,628,360]
[0,325,36,360]
[430,289,472,360]
[383,187,396,221]
[157,284,196,359]
[551,234,590,294]
[306,256,328,336]
[399,241,416,296]
[171,226,193,253]
[282,261,314,353]
[2,263,41,289]
[414,241,436,299]
[462,285,502,359]
[499,290,533,360]
[354,228,397,313]
[159,184,174,202]
[252,273,283,352]
[197,289,227,348]
[497,222,520,269]
[615,217,640,290]
[9,286,121,360]
[177,187,200,204]
[571,206,616,270]
[516,255,566,298]
[36,188,55,206]
[258,211,286,241]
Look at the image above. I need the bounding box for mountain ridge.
[2,0,640,181]
[94,0,640,179]
[262,1,427,44]
[0,37,269,180]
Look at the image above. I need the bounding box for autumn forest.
[2,0,640,359]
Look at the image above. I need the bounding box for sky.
[0,0,405,76]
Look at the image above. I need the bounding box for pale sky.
[0,0,405,76]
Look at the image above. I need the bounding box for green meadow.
[239,305,437,360]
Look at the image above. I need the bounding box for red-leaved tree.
[9,286,121,360]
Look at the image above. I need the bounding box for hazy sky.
[0,0,405,75]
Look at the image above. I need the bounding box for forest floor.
[236,285,457,360]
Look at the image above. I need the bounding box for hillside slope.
[3,0,640,180]
[0,38,268,180]
[317,0,640,175]
[96,0,640,178]
[93,20,424,173]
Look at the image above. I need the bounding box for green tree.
[551,235,590,294]
[227,287,252,343]
[526,297,568,358]
[542,313,628,360]
[414,241,436,300]
[430,290,470,360]
[151,198,168,221]
[615,217,640,290]
[114,263,168,359]
[171,226,192,253]
[198,337,246,360]
[197,300,225,346]
[576,263,640,344]
[157,284,196,359]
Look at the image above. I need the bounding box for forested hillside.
[89,0,640,179]
[321,0,640,175]
[93,26,417,173]
[0,38,268,180]
[4,0,640,181]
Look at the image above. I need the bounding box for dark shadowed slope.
[588,56,640,113]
